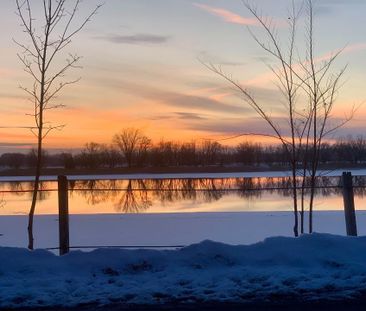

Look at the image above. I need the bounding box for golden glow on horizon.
[0,94,363,150]
[0,1,365,151]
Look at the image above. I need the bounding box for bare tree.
[113,128,152,168]
[203,0,351,236]
[235,142,263,166]
[199,141,222,166]
[78,142,104,169]
[15,0,101,249]
[299,0,352,233]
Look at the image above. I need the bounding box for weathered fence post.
[342,172,357,236]
[58,175,69,255]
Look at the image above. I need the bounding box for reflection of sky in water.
[0,177,365,215]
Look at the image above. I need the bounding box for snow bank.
[1,234,366,308]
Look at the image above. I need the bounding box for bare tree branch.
[15,0,102,250]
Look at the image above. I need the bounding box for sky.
[0,0,366,153]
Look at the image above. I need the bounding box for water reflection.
[1,176,366,214]
[69,176,366,213]
[0,194,4,208]
[0,181,51,201]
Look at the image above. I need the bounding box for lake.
[1,175,366,216]
[1,175,366,249]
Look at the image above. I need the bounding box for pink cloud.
[246,42,366,87]
[313,43,366,64]
[194,3,258,26]
[0,67,16,78]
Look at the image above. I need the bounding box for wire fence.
[0,173,360,254]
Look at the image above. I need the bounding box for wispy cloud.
[194,3,258,26]
[95,33,171,45]
[310,42,366,67]
[156,90,250,115]
[345,42,366,53]
[175,112,207,120]
[148,112,207,121]
[0,142,35,147]
[245,42,366,87]
[320,0,365,4]
[92,75,251,115]
[197,42,366,104]
[314,0,366,15]
[186,116,279,136]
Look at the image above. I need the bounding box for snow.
[1,211,366,308]
[2,211,366,249]
[1,233,366,308]
[1,167,366,182]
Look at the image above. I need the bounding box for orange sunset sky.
[0,0,366,153]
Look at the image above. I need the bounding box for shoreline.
[1,167,366,182]
[0,163,366,178]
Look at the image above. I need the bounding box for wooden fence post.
[58,175,70,255]
[342,172,357,236]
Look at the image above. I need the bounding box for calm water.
[1,176,366,215]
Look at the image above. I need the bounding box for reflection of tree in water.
[29,181,51,202]
[76,180,119,205]
[349,176,366,198]
[236,178,262,199]
[4,182,28,197]
[258,176,366,198]
[73,179,152,213]
[115,180,152,213]
[198,179,228,202]
[69,176,366,213]
[0,181,52,208]
[0,193,5,208]
[72,178,231,213]
[149,178,229,204]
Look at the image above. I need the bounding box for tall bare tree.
[15,0,101,249]
[204,0,351,236]
[113,128,152,168]
[300,0,351,233]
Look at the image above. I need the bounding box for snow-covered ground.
[0,168,365,182]
[1,211,366,249]
[1,233,366,308]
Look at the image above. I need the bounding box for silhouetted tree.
[199,141,222,166]
[26,149,48,168]
[0,153,26,169]
[61,152,75,170]
[100,145,121,168]
[149,140,180,167]
[113,128,151,167]
[203,0,352,236]
[235,142,263,166]
[15,0,101,249]
[178,142,197,166]
[77,142,105,169]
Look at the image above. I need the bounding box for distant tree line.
[1,130,366,170]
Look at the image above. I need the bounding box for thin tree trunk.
[308,173,316,233]
[291,157,299,237]
[28,27,48,249]
[300,175,305,234]
[28,134,43,250]
[309,116,317,234]
[308,136,321,233]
